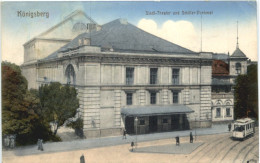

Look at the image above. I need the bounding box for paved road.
[3,123,229,156]
[2,127,258,163]
[187,128,259,163]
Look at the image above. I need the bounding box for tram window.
[234,125,244,131]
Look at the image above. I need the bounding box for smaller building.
[211,44,248,123]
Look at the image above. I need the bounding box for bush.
[67,118,84,138]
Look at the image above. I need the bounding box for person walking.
[228,123,232,131]
[123,129,127,139]
[175,136,180,146]
[80,154,85,163]
[190,132,193,143]
[38,139,44,151]
[131,142,134,151]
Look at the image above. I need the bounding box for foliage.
[2,62,61,145]
[67,118,83,130]
[39,82,79,135]
[234,64,258,119]
[67,118,84,138]
[2,62,38,144]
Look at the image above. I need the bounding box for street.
[2,128,258,163]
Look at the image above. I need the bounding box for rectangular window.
[173,91,179,103]
[216,108,221,117]
[150,92,156,104]
[126,67,134,85]
[150,68,158,84]
[162,118,168,123]
[172,69,180,85]
[126,93,133,105]
[226,108,230,117]
[139,118,145,125]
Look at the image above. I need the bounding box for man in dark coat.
[80,154,85,163]
[190,132,193,143]
[228,123,232,131]
[123,129,127,139]
[131,142,134,151]
[175,136,180,146]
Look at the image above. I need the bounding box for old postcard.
[1,1,258,163]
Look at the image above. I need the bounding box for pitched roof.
[231,47,247,58]
[44,19,195,60]
[24,10,97,46]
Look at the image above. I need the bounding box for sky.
[1,1,258,65]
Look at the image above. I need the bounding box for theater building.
[21,10,234,138]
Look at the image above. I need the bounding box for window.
[226,108,231,117]
[172,69,180,85]
[216,108,221,117]
[139,118,145,125]
[150,92,156,104]
[162,118,168,123]
[126,93,133,105]
[126,67,134,85]
[173,91,179,103]
[150,68,158,84]
[235,63,241,74]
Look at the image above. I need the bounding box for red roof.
[212,60,229,76]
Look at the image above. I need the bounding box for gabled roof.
[24,10,97,46]
[44,19,195,60]
[231,47,247,58]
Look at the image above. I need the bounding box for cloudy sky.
[1,1,258,65]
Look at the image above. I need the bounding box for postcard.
[1,1,258,163]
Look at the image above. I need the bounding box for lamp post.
[135,117,138,149]
[194,113,197,141]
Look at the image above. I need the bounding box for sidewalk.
[3,123,230,157]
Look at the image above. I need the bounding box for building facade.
[21,11,248,138]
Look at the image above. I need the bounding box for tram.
[232,118,255,140]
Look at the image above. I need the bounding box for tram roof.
[234,118,255,124]
[121,105,194,117]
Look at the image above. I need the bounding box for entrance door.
[149,116,158,132]
[171,115,180,130]
[125,116,134,134]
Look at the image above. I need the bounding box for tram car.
[232,118,255,140]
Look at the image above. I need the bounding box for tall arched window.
[235,62,241,74]
[65,64,76,85]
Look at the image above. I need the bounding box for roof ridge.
[102,19,194,53]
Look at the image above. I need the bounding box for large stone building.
[21,11,248,138]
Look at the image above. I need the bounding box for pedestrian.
[228,123,231,132]
[80,154,85,163]
[38,139,44,151]
[9,135,15,149]
[175,136,180,146]
[190,132,193,143]
[131,141,134,151]
[123,129,127,139]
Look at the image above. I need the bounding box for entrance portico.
[121,105,194,134]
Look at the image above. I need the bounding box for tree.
[234,64,258,119]
[39,82,79,135]
[2,62,39,144]
[247,64,258,118]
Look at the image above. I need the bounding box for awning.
[121,105,194,117]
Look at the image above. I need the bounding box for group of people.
[175,132,194,146]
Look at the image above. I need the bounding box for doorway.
[125,116,135,134]
[149,116,158,132]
